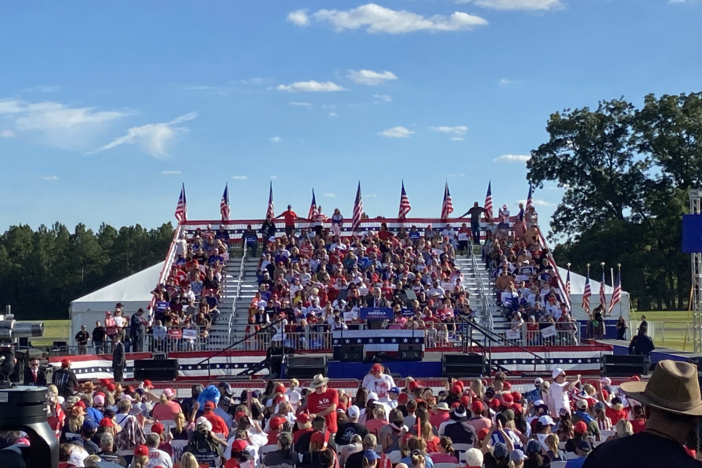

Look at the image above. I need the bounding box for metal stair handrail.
[227,250,247,346]
[467,238,492,332]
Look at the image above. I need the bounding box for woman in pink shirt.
[151,388,182,421]
[365,405,389,436]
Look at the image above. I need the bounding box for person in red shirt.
[267,415,286,444]
[630,404,646,434]
[276,205,300,238]
[305,374,339,434]
[604,396,629,425]
[293,412,313,444]
[202,401,229,437]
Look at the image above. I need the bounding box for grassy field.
[629,310,692,351]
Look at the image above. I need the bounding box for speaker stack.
[335,345,364,362]
[398,344,423,361]
[134,358,179,381]
[601,354,646,377]
[442,353,487,377]
[284,355,328,379]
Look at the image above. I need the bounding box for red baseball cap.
[204,401,216,410]
[151,422,164,434]
[409,381,419,391]
[501,393,514,408]
[230,439,247,453]
[574,421,588,434]
[99,418,114,427]
[134,445,149,456]
[478,428,490,441]
[512,403,523,415]
[61,359,71,368]
[471,400,484,414]
[297,413,311,424]
[460,395,471,407]
[106,383,116,392]
[143,380,154,389]
[489,398,501,410]
[503,382,512,391]
[275,383,286,394]
[269,416,285,430]
[311,431,328,445]
[450,384,462,395]
[398,393,409,405]
[511,391,522,403]
[371,364,383,373]
[74,401,86,410]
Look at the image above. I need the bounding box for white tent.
[558,267,630,323]
[68,262,164,346]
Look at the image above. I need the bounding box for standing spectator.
[584,360,702,468]
[75,325,90,355]
[243,224,259,257]
[92,321,106,354]
[112,334,126,383]
[361,364,396,401]
[53,358,79,398]
[330,209,343,237]
[335,405,368,446]
[306,374,339,436]
[460,202,487,245]
[24,357,46,386]
[130,309,147,353]
[616,316,628,340]
[548,368,580,416]
[152,388,182,421]
[152,320,167,352]
[276,205,300,238]
[201,401,229,438]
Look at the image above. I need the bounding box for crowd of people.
[43,359,702,468]
[481,207,578,346]
[244,210,481,350]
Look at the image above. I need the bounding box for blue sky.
[1,0,700,232]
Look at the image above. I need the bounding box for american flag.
[599,269,607,311]
[608,269,622,314]
[441,182,453,220]
[526,185,534,210]
[582,272,591,311]
[484,181,493,220]
[266,181,275,220]
[565,269,571,302]
[174,183,187,224]
[398,181,411,218]
[351,182,363,233]
[308,189,317,220]
[537,228,571,308]
[220,184,230,221]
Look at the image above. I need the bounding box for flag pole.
[618,263,622,318]
[601,262,606,312]
[586,263,591,313]
[567,262,571,305]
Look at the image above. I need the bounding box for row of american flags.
[564,263,623,315]
[174,180,537,226]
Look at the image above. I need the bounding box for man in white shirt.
[145,433,173,468]
[548,367,580,416]
[361,364,396,402]
[427,281,445,299]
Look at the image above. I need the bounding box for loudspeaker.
[398,344,423,361]
[442,353,486,377]
[335,345,363,362]
[601,355,646,377]
[285,355,328,379]
[267,346,294,378]
[134,358,179,381]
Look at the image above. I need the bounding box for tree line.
[0,222,174,319]
[528,92,702,311]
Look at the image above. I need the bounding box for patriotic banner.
[526,185,534,210]
[487,348,609,373]
[484,181,493,220]
[308,189,317,220]
[359,307,394,320]
[220,184,230,221]
[174,183,187,223]
[332,329,425,352]
[608,267,622,314]
[399,181,411,218]
[582,267,592,311]
[351,182,363,233]
[266,181,275,220]
[441,182,454,219]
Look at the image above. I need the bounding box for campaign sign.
[541,325,558,339]
[683,214,702,253]
[402,308,414,317]
[505,330,521,341]
[360,307,394,320]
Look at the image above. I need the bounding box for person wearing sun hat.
[584,360,702,468]
[306,374,339,436]
[430,402,451,429]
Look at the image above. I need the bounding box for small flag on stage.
[582,268,592,312]
[308,189,317,220]
[220,184,230,221]
[351,182,363,233]
[441,182,453,220]
[608,268,622,315]
[175,183,187,224]
[398,181,411,218]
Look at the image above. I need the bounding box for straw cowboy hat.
[309,374,330,389]
[620,360,702,416]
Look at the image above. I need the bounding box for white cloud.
[87,112,197,159]
[499,78,513,86]
[322,104,337,109]
[289,102,313,107]
[24,85,60,93]
[378,126,414,138]
[494,154,531,163]
[347,69,398,86]
[373,94,392,103]
[329,112,338,117]
[231,175,248,180]
[324,193,336,198]
[40,175,58,181]
[431,126,468,135]
[0,130,15,138]
[239,77,272,85]
[183,85,232,96]
[270,175,278,179]
[451,137,464,141]
[457,0,563,10]
[668,0,686,3]
[271,137,282,143]
[287,9,311,26]
[0,99,129,150]
[277,81,346,92]
[517,198,554,207]
[295,3,488,34]
[161,170,181,175]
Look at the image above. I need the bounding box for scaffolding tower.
[691,189,702,354]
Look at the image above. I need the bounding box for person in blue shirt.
[566,440,592,468]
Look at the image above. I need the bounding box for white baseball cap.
[551,367,565,379]
[368,392,379,401]
[539,415,556,426]
[347,405,360,419]
[534,377,544,385]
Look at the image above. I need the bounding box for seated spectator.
[430,436,458,463]
[263,431,297,468]
[225,439,255,468]
[345,434,377,468]
[145,433,173,468]
[365,405,389,436]
[300,431,332,468]
[335,405,368,447]
[97,432,127,467]
[152,388,182,421]
[339,434,363,467]
[378,410,405,454]
[185,418,227,468]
